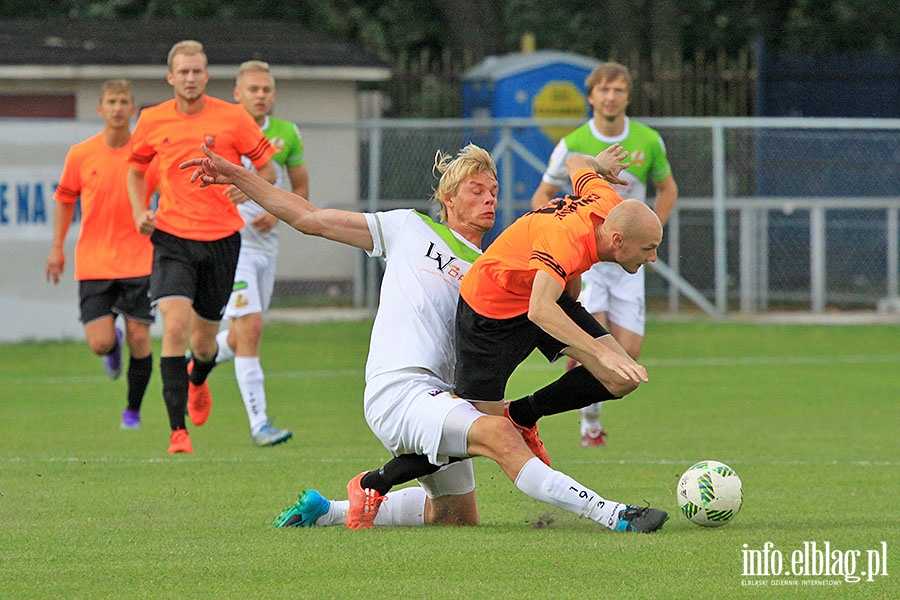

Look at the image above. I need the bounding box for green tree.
[3,0,897,61]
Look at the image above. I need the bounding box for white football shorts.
[364,368,481,497]
[579,262,646,336]
[223,251,276,319]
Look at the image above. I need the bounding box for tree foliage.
[2,0,896,63]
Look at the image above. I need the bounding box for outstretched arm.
[181,145,373,251]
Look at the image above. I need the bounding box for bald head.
[606,199,662,238]
[598,199,663,273]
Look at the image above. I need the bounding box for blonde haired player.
[181,143,667,533]
[128,40,277,453]
[210,60,309,446]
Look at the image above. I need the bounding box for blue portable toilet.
[462,50,599,242]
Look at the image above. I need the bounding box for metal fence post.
[888,207,899,299]
[365,122,383,312]
[810,206,826,313]
[667,209,680,312]
[499,123,515,230]
[712,121,728,315]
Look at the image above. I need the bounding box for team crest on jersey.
[234,293,249,309]
[629,149,646,167]
[428,389,443,397]
[269,136,286,152]
[204,134,216,148]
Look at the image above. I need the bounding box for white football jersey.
[364,209,481,386]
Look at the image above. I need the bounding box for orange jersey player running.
[454,150,663,464]
[46,78,159,431]
[127,40,276,454]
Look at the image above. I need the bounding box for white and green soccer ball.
[677,460,743,527]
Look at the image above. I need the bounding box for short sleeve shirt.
[238,115,305,256]
[54,132,159,280]
[541,117,671,203]
[363,209,481,385]
[460,169,622,319]
[128,95,275,241]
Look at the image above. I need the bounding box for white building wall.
[0,75,364,342]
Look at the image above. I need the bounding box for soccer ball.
[676,460,743,527]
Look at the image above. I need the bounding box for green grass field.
[1,318,897,598]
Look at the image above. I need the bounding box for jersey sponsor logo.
[427,389,443,397]
[424,241,465,281]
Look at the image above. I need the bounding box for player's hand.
[135,210,156,236]
[594,144,630,186]
[598,350,649,384]
[45,251,64,284]
[251,211,278,233]
[180,144,238,187]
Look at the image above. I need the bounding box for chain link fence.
[281,117,900,316]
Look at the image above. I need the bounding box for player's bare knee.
[468,415,522,460]
[88,337,114,356]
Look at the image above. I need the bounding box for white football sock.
[234,356,267,433]
[372,487,427,526]
[215,329,235,364]
[580,401,603,433]
[315,487,427,527]
[514,457,624,530]
[316,500,348,526]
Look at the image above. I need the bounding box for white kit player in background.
[531,61,678,447]
[180,142,668,533]
[213,60,309,446]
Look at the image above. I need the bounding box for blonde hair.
[167,40,206,71]
[430,144,496,222]
[99,78,133,103]
[237,60,275,85]
[584,61,631,93]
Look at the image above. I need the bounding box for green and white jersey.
[363,209,481,387]
[541,117,671,203]
[240,115,305,255]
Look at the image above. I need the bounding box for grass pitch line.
[7,353,900,387]
[6,455,898,467]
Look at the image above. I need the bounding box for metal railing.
[338,116,900,315]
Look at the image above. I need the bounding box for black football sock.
[508,365,619,428]
[189,353,217,385]
[126,354,153,412]
[160,355,189,430]
[360,454,464,495]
